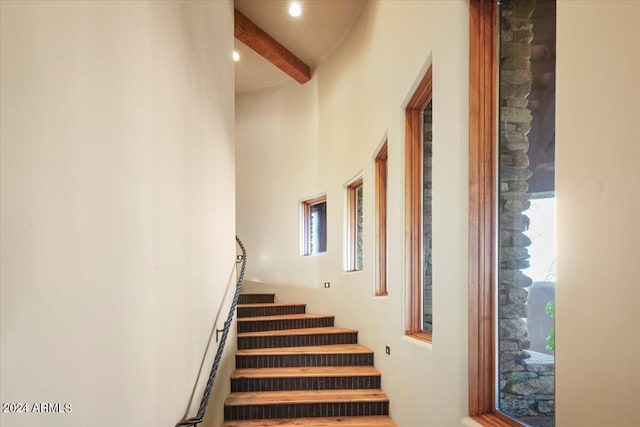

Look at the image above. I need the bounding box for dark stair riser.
[238,305,306,318]
[238,332,358,350]
[232,375,381,392]
[239,294,276,305]
[236,352,374,369]
[238,317,334,333]
[224,401,389,421]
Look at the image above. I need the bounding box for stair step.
[224,389,389,420]
[225,389,390,405]
[238,303,306,318]
[239,293,276,305]
[231,367,381,392]
[238,314,335,333]
[232,366,380,379]
[236,344,374,369]
[222,416,397,426]
[238,327,358,350]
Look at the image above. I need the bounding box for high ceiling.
[234,0,365,93]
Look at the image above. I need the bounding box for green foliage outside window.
[545,301,555,351]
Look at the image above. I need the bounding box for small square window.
[301,196,327,255]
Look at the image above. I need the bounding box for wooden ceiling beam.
[234,8,311,84]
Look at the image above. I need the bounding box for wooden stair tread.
[225,389,389,406]
[238,327,356,338]
[238,303,306,308]
[222,416,397,426]
[236,344,373,356]
[238,314,333,322]
[232,366,380,379]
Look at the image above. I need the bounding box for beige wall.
[237,1,470,426]
[0,1,236,426]
[238,1,640,427]
[556,1,640,426]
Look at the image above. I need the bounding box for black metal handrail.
[176,236,247,427]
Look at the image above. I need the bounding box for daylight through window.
[302,196,327,255]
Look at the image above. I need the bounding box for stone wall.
[423,101,433,331]
[356,185,364,269]
[499,0,554,425]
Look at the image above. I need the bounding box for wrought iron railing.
[175,236,247,427]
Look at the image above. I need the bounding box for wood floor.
[222,293,396,426]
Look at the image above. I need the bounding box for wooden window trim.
[302,195,327,256]
[346,177,364,272]
[468,1,524,425]
[405,66,432,342]
[375,142,388,296]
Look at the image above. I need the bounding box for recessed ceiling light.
[233,51,240,62]
[288,2,302,18]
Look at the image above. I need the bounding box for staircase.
[222,293,396,426]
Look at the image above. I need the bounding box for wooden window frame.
[301,195,327,256]
[468,1,525,425]
[346,177,364,272]
[405,66,433,342]
[375,142,389,296]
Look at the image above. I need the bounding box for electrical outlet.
[385,346,391,355]
[323,282,331,288]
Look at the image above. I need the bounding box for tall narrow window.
[346,177,364,271]
[301,195,327,256]
[375,142,388,295]
[469,1,556,426]
[497,0,556,424]
[405,67,433,341]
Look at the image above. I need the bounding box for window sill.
[468,413,526,427]
[405,330,432,343]
[301,252,327,257]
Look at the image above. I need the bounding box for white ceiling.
[234,0,365,93]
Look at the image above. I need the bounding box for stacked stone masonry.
[422,101,433,332]
[499,0,554,425]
